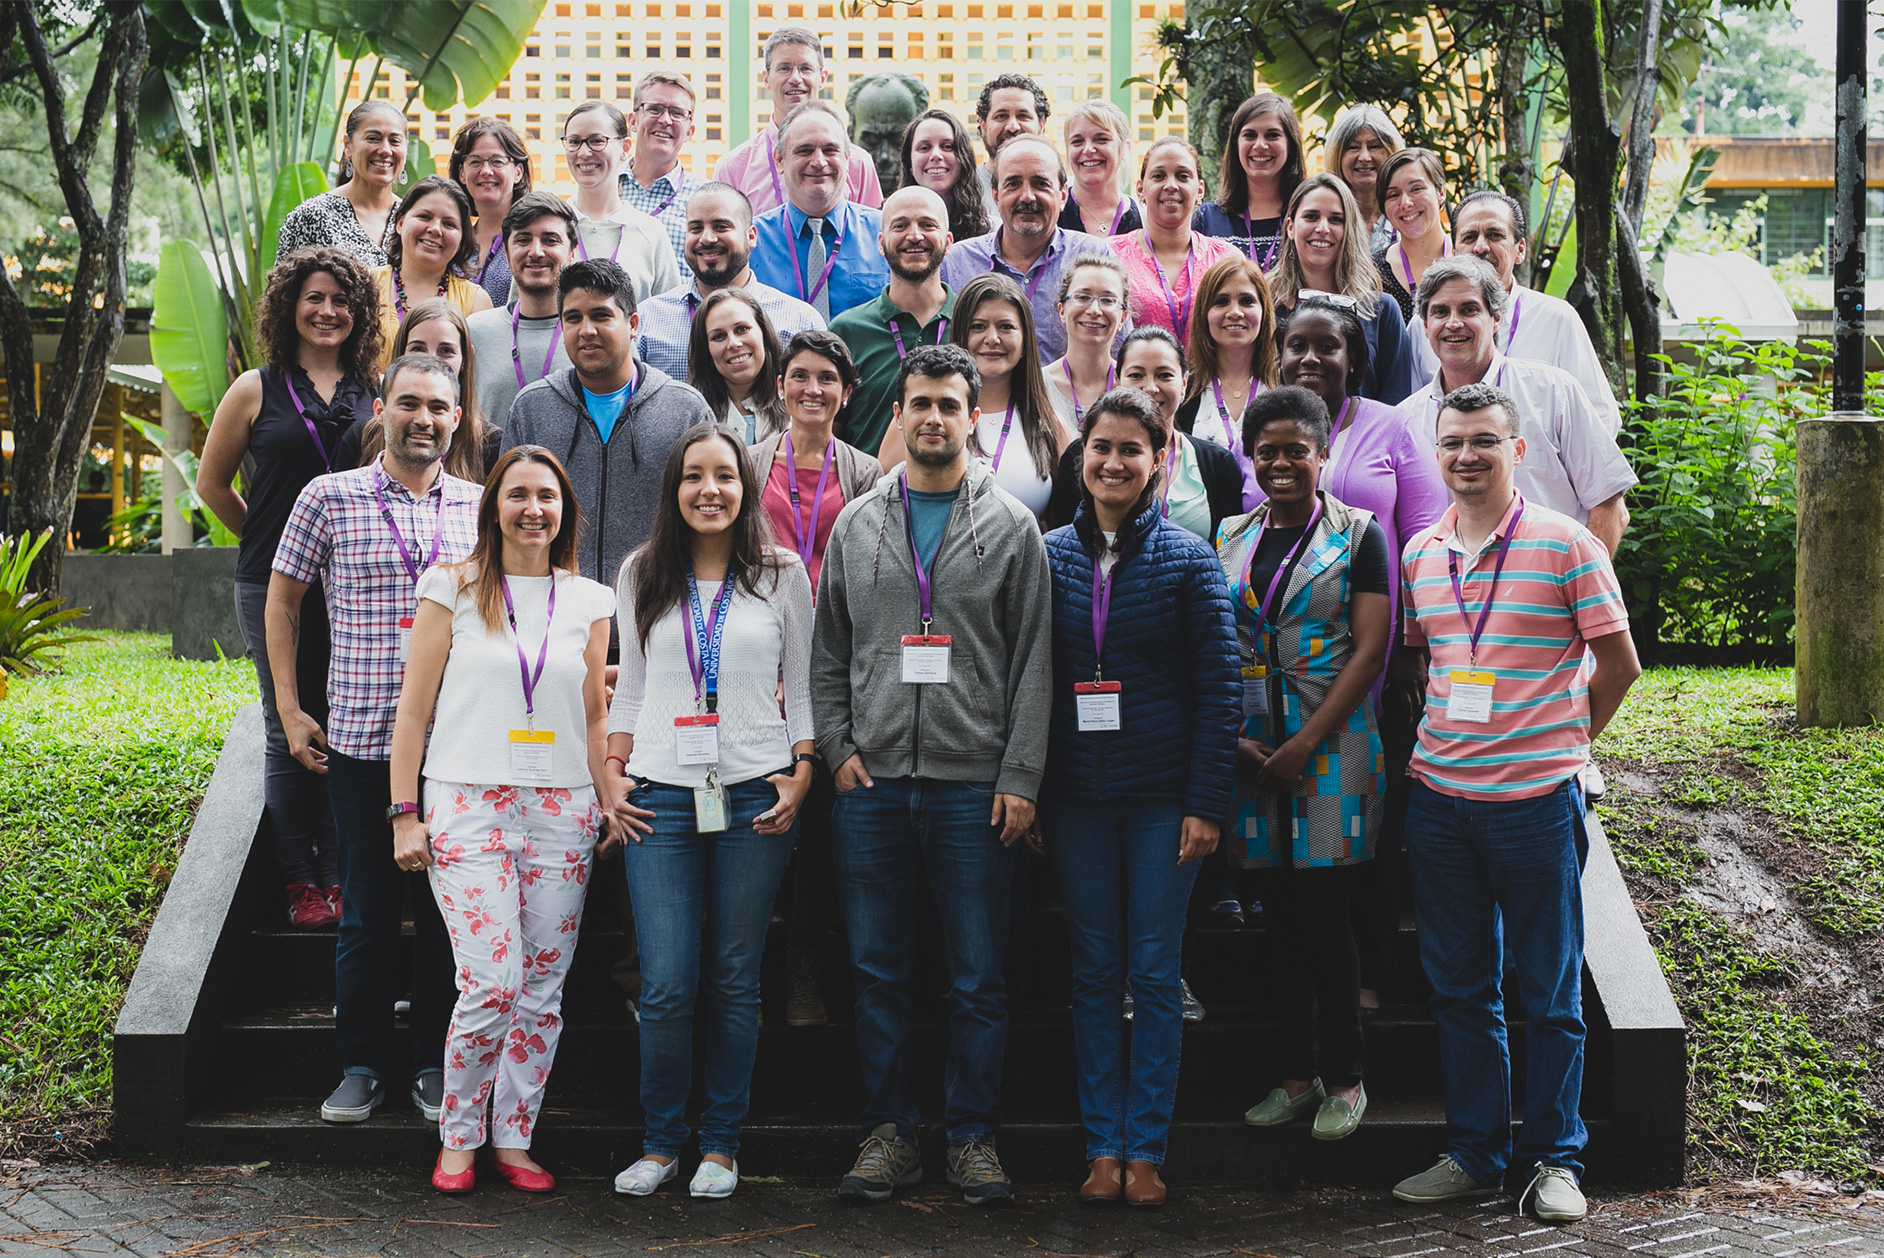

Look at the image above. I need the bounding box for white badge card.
[508,729,555,781]
[1447,670,1496,724]
[674,714,721,765]
[693,777,730,832]
[901,634,952,684]
[1241,664,1269,717]
[398,615,415,658]
[1074,681,1122,731]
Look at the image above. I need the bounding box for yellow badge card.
[1446,670,1496,724]
[508,728,555,781]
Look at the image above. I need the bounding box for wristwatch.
[386,801,420,821]
[792,752,820,769]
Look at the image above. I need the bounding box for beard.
[905,428,965,467]
[690,247,748,287]
[886,248,942,284]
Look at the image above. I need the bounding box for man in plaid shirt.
[267,353,483,1127]
[618,70,696,274]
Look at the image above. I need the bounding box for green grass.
[0,632,254,1156]
[1597,667,1881,1181]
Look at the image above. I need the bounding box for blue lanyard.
[682,567,734,712]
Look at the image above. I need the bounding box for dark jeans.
[1405,777,1590,1184]
[625,779,797,1158]
[1045,793,1198,1165]
[1252,863,1364,1088]
[325,749,455,1084]
[233,578,337,887]
[787,757,838,955]
[1355,688,1419,993]
[831,777,1018,1145]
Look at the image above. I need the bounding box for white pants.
[423,781,600,1150]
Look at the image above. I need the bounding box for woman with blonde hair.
[371,175,494,365]
[1269,174,1416,405]
[1373,147,1450,321]
[1109,137,1236,346]
[342,298,496,482]
[1058,100,1140,239]
[1323,106,1403,252]
[1194,93,1306,270]
[1174,254,1277,510]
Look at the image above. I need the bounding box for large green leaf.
[262,162,332,277]
[150,242,233,416]
[280,0,543,110]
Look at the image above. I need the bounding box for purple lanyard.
[781,429,836,560]
[1448,497,1524,667]
[1156,438,1180,518]
[391,268,448,320]
[1245,495,1325,629]
[1397,235,1449,291]
[1209,376,1244,449]
[648,169,684,219]
[1149,239,1196,342]
[898,471,939,629]
[576,216,629,265]
[471,232,502,282]
[1505,288,1523,345]
[888,314,948,360]
[992,231,1051,302]
[283,372,337,473]
[511,303,564,389]
[1109,198,1128,236]
[681,567,735,708]
[1062,361,1115,417]
[1244,212,1278,270]
[788,210,845,308]
[499,574,558,718]
[371,466,445,584]
[766,142,786,210]
[1091,555,1114,680]
[987,403,1016,471]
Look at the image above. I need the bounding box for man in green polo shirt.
[831,185,955,456]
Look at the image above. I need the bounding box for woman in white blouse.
[389,446,616,1196]
[606,422,816,1201]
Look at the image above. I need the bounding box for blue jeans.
[831,777,1018,1144]
[1045,794,1198,1165]
[234,579,337,888]
[325,750,455,1084]
[1405,777,1590,1184]
[624,779,797,1158]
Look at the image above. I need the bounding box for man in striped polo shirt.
[1389,383,1641,1223]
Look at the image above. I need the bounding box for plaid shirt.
[272,461,483,760]
[619,163,690,274]
[634,275,826,381]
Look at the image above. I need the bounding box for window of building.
[937,32,952,58]
[879,41,894,58]
[556,154,569,180]
[555,41,571,58]
[676,42,691,57]
[616,72,633,97]
[968,34,984,58]
[555,1,571,12]
[647,40,661,57]
[496,82,511,99]
[676,2,691,13]
[849,37,864,58]
[707,42,720,58]
[586,32,601,57]
[618,39,632,57]
[1056,84,1073,100]
[525,43,540,56]
[525,73,541,98]
[616,2,631,13]
[435,125,451,140]
[996,33,1013,60]
[586,72,602,98]
[938,72,954,100]
[556,72,572,99]
[526,113,542,141]
[706,72,722,100]
[1026,31,1043,59]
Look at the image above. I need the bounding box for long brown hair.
[454,445,585,632]
[1185,254,1278,399]
[898,108,989,239]
[628,423,790,652]
[257,246,384,386]
[1215,93,1305,217]
[688,288,788,438]
[949,274,1060,476]
[354,298,487,480]
[385,175,479,275]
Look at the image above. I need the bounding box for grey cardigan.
[749,431,881,504]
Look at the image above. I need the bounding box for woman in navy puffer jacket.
[1040,386,1242,1207]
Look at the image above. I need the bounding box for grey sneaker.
[411,1070,444,1121]
[319,1074,384,1123]
[945,1140,1014,1206]
[1244,1079,1324,1127]
[1520,1163,1587,1222]
[1392,1155,1499,1203]
[838,1123,922,1202]
[1180,979,1205,1022]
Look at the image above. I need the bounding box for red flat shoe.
[432,1151,475,1193]
[492,1158,556,1192]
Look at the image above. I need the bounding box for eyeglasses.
[1435,435,1517,453]
[1063,292,1122,310]
[637,102,694,122]
[563,133,622,152]
[460,156,514,173]
[1297,288,1359,309]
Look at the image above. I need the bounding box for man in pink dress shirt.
[714,26,884,217]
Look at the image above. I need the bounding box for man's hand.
[282,707,329,774]
[992,794,1035,846]
[834,754,875,792]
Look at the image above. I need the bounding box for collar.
[991,225,1063,274]
[1430,349,1507,403]
[373,452,444,501]
[506,300,560,322]
[874,284,957,326]
[786,199,849,237]
[631,161,683,194]
[1435,492,1522,557]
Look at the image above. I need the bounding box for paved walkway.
[4,1162,1881,1258]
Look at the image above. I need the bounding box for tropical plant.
[0,531,97,686]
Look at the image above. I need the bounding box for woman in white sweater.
[389,445,616,1196]
[606,421,816,1200]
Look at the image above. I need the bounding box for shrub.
[0,531,94,686]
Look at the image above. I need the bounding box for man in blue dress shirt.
[750,102,889,323]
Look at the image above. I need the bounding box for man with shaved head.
[830,185,958,452]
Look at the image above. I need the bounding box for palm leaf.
[262,162,332,277]
[150,241,234,416]
[279,0,544,109]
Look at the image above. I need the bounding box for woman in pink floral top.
[1108,138,1237,346]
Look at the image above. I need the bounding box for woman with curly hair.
[196,245,386,931]
[897,108,989,241]
[371,175,493,365]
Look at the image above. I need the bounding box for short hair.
[781,328,859,392]
[895,342,980,412]
[1060,99,1133,197]
[1081,384,1166,451]
[385,175,478,274]
[1377,146,1448,221]
[1056,251,1129,306]
[976,73,1050,124]
[448,116,533,201]
[1440,382,1521,438]
[501,189,577,239]
[634,69,696,108]
[762,26,824,70]
[1242,385,1332,458]
[559,257,638,318]
[562,99,628,138]
[990,134,1068,186]
[687,180,755,228]
[1453,188,1528,240]
[847,71,929,120]
[1416,254,1508,323]
[382,352,459,403]
[1138,134,1202,180]
[1115,323,1185,373]
[773,100,849,160]
[1324,106,1405,175]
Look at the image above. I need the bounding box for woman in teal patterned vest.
[1215,385,1389,1143]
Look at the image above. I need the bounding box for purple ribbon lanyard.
[789,210,844,309]
[1152,240,1196,341]
[475,232,503,281]
[576,218,625,265]
[1109,198,1127,237]
[1063,361,1116,416]
[681,567,735,709]
[988,403,1016,472]
[782,430,836,559]
[500,575,557,718]
[1505,289,1523,345]
[512,303,564,388]
[1448,498,1524,668]
[372,467,445,584]
[1090,556,1113,681]
[1245,212,1278,270]
[766,143,786,210]
[1247,495,1325,629]
[1210,377,1241,449]
[899,471,937,630]
[283,374,335,473]
[888,315,948,360]
[1157,438,1180,518]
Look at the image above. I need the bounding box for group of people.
[192,28,1644,1225]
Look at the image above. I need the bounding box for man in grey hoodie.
[811,343,1053,1208]
[503,257,715,596]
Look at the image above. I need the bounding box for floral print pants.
[423,780,600,1150]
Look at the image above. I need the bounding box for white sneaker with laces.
[1520,1162,1587,1222]
[690,1158,739,1199]
[615,1156,679,1196]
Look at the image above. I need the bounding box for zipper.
[595,427,609,579]
[906,485,961,778]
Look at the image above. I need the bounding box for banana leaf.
[262,161,333,277]
[150,241,234,416]
[279,0,543,109]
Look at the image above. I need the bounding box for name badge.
[508,729,555,781]
[1447,669,1496,723]
[1241,664,1269,717]
[901,634,952,684]
[1074,680,1122,731]
[694,777,730,833]
[398,615,414,658]
[674,714,720,765]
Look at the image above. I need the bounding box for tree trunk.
[1555,0,1629,400]
[1617,212,1664,403]
[0,5,147,596]
[1495,33,1536,289]
[1618,0,1666,404]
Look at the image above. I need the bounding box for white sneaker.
[690,1158,739,1198]
[1520,1162,1587,1222]
[614,1155,679,1196]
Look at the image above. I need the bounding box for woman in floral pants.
[390,446,617,1193]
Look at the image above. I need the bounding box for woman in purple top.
[1274,291,1447,1022]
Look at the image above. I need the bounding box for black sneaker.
[320,1074,384,1123]
[1203,896,1245,929]
[411,1070,444,1121]
[838,1123,921,1202]
[946,1140,1014,1206]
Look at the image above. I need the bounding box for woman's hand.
[1256,734,1314,794]
[593,805,624,859]
[392,814,433,871]
[756,767,811,835]
[1178,815,1219,865]
[1237,737,1274,771]
[612,780,658,842]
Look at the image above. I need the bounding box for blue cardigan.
[1043,501,1243,818]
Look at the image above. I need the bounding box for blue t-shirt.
[906,487,959,570]
[583,381,631,442]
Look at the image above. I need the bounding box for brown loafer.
[1124,1160,1166,1207]
[1079,1157,1123,1203]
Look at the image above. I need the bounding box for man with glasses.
[620,71,700,273]
[1389,382,1640,1224]
[714,27,884,217]
[1395,256,1633,555]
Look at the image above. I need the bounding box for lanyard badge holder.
[680,568,734,831]
[503,576,559,781]
[1446,500,1523,725]
[1241,500,1325,722]
[1074,557,1122,730]
[897,474,951,683]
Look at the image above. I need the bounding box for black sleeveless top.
[236,366,375,582]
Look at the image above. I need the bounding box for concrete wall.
[62,553,173,632]
[171,547,244,661]
[59,549,247,660]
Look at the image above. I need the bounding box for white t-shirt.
[975,405,1058,520]
[608,552,815,788]
[574,204,683,304]
[417,566,616,787]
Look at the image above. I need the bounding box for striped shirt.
[272,460,482,760]
[1400,494,1629,801]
